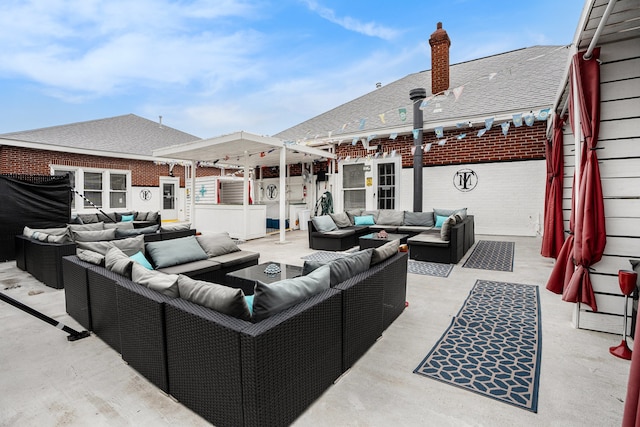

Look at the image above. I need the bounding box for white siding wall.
[563,38,640,334]
[399,160,547,236]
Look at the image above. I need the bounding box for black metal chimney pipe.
[410,88,426,212]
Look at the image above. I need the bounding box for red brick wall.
[334,121,547,167]
[0,146,220,187]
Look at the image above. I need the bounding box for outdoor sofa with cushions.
[308,209,474,263]
[62,232,259,333]
[62,237,408,427]
[72,210,161,229]
[14,221,196,289]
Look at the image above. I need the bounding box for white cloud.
[302,0,399,40]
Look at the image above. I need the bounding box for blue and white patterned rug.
[414,280,541,412]
[463,240,515,272]
[301,251,453,278]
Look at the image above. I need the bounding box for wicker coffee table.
[359,232,409,250]
[225,261,303,295]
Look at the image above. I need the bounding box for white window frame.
[50,165,132,212]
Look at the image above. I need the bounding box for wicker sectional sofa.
[62,242,408,427]
[15,221,196,289]
[308,208,475,264]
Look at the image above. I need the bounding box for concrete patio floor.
[0,231,632,426]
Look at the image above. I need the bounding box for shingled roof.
[0,114,201,158]
[275,45,570,144]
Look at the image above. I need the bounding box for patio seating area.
[0,229,632,426]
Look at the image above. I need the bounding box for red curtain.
[541,115,566,259]
[561,48,605,312]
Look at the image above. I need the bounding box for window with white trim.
[342,163,365,210]
[51,166,131,211]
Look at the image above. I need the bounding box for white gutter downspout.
[583,0,618,60]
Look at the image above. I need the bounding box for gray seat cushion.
[157,259,221,275]
[312,229,355,239]
[210,250,260,268]
[407,232,449,247]
[398,225,436,234]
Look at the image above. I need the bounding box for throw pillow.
[377,210,404,226]
[311,215,338,232]
[71,228,117,242]
[77,213,99,224]
[104,222,134,230]
[115,225,159,239]
[329,212,351,228]
[252,264,330,322]
[76,248,105,266]
[354,215,375,226]
[160,222,191,232]
[76,235,145,256]
[345,209,364,225]
[68,222,105,232]
[130,251,153,270]
[145,235,208,268]
[135,211,149,221]
[131,263,179,298]
[105,247,134,278]
[177,274,251,320]
[403,211,435,227]
[303,249,373,287]
[362,210,379,223]
[116,212,136,222]
[146,211,159,222]
[196,232,240,257]
[434,208,468,220]
[371,240,399,265]
[435,215,448,228]
[440,215,457,241]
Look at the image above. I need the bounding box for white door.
[159,177,179,221]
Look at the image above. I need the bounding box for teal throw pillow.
[354,215,375,226]
[130,251,153,270]
[435,215,448,228]
[244,294,254,315]
[145,235,208,268]
[120,214,135,222]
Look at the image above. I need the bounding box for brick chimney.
[429,22,451,95]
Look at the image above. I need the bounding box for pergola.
[153,131,335,242]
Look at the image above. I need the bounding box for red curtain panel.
[541,115,566,259]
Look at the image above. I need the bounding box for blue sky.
[0,0,586,138]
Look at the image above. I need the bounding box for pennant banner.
[378,113,386,124]
[437,139,447,146]
[484,117,494,130]
[434,126,444,138]
[399,108,407,122]
[537,108,550,121]
[524,114,535,126]
[501,121,510,136]
[424,143,432,152]
[512,113,523,127]
[477,128,487,138]
[412,129,420,140]
[457,133,466,140]
[389,133,398,140]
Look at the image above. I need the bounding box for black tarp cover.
[0,174,71,261]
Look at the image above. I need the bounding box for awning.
[153,131,335,243]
